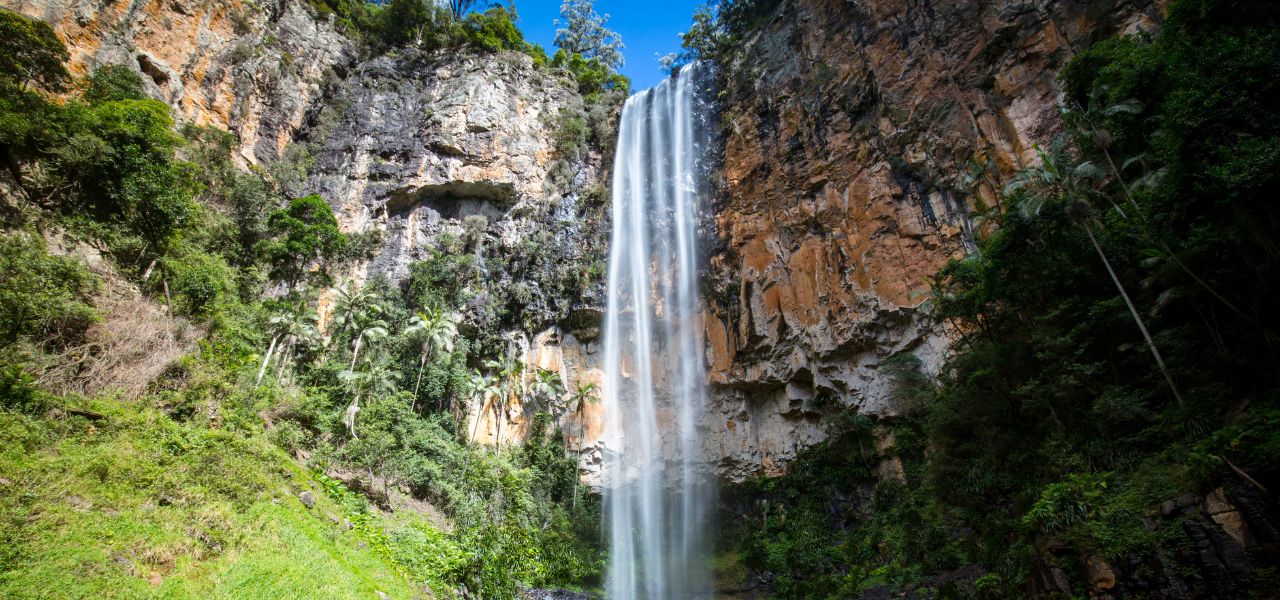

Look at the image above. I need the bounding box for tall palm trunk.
[461,391,489,480]
[275,336,294,382]
[349,330,365,371]
[572,406,586,510]
[411,349,429,412]
[1104,151,1268,334]
[344,391,362,439]
[256,333,281,385]
[1082,222,1186,407]
[492,385,505,453]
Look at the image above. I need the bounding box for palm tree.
[276,313,320,383]
[529,367,565,414]
[1006,141,1185,407]
[462,370,501,478]
[486,357,524,450]
[1069,93,1269,335]
[567,381,598,509]
[329,282,389,371]
[338,360,400,439]
[256,306,319,385]
[403,305,459,411]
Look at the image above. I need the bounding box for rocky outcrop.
[303,50,596,284]
[2,0,352,164]
[701,0,1165,480]
[1032,485,1278,598]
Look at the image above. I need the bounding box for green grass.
[0,396,421,599]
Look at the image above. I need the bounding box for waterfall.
[602,63,714,599]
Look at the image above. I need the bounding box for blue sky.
[511,0,706,91]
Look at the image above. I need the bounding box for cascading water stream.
[602,64,714,599]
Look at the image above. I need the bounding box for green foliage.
[44,97,201,252]
[464,7,525,53]
[554,0,625,71]
[82,64,146,104]
[256,195,346,290]
[0,9,70,93]
[0,363,45,413]
[0,393,416,599]
[1021,472,1111,534]
[161,244,237,316]
[0,231,98,348]
[406,248,479,311]
[552,50,630,97]
[664,0,782,71]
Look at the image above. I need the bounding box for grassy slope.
[0,394,419,599]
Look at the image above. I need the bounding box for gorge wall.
[700,0,1166,480]
[5,0,1167,486]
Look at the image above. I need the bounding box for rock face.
[2,0,351,165]
[700,0,1164,480]
[304,50,592,283]
[9,0,1170,489]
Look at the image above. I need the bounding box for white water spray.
[602,64,714,599]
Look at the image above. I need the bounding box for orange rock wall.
[702,0,1164,479]
[2,0,350,164]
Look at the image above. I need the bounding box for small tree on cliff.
[0,9,69,94]
[257,195,346,295]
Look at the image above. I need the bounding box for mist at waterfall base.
[601,63,717,599]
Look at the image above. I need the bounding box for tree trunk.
[344,392,362,439]
[412,352,427,413]
[276,340,291,382]
[1083,222,1186,407]
[1104,150,1268,334]
[573,407,585,510]
[256,333,281,385]
[493,387,505,453]
[162,279,175,315]
[461,392,489,480]
[349,331,364,371]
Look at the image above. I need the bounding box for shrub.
[0,231,98,348]
[162,244,237,316]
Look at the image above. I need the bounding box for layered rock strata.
[702,0,1165,480]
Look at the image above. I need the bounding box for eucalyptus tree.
[404,304,459,410]
[1006,141,1185,407]
[447,0,479,20]
[555,0,625,70]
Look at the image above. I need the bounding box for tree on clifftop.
[554,0,624,70]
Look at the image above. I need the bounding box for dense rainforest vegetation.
[0,2,629,598]
[708,0,1280,597]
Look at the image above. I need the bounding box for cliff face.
[4,0,612,468]
[701,0,1164,479]
[7,0,1170,486]
[2,0,350,164]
